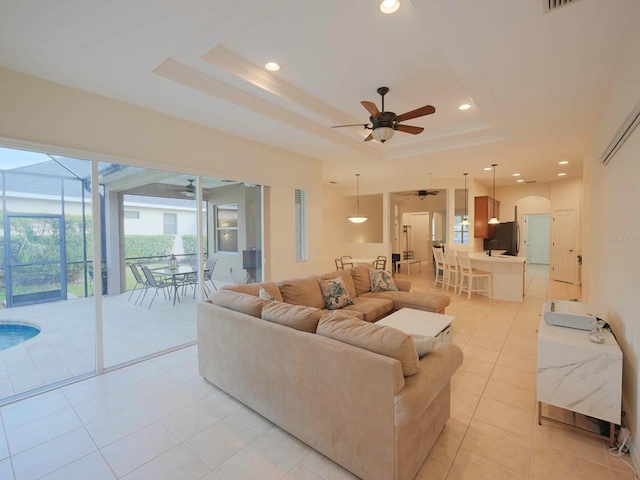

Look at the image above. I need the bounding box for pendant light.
[488,163,500,225]
[460,173,470,226]
[348,174,368,223]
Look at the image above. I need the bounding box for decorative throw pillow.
[259,286,275,302]
[369,269,398,292]
[411,334,437,358]
[318,276,355,310]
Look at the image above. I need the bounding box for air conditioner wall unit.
[599,97,640,166]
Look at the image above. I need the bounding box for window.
[124,210,140,219]
[163,213,177,235]
[216,204,238,252]
[454,215,469,244]
[295,189,308,262]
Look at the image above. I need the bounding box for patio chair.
[139,265,175,308]
[178,256,199,297]
[203,257,218,294]
[127,263,149,304]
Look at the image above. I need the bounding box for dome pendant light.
[488,163,500,225]
[460,173,470,226]
[348,174,368,223]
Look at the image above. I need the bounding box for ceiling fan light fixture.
[380,0,400,14]
[348,174,368,224]
[372,127,395,143]
[183,179,196,197]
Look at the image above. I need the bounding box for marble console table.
[537,316,622,446]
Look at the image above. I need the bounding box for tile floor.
[0,264,635,479]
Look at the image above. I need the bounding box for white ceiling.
[0,0,638,188]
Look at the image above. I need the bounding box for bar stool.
[443,250,461,293]
[456,251,492,300]
[432,247,446,288]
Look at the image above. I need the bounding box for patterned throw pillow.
[369,269,398,292]
[259,286,275,302]
[318,276,355,310]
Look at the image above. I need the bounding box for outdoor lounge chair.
[127,263,149,304]
[139,265,174,308]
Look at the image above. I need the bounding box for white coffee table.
[376,308,455,343]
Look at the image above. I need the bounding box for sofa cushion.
[318,270,357,299]
[318,276,355,310]
[210,290,269,318]
[349,266,373,296]
[321,308,364,321]
[222,282,283,302]
[342,297,394,323]
[360,291,450,313]
[369,269,398,292]
[317,312,419,376]
[278,276,325,309]
[262,301,323,333]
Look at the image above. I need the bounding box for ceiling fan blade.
[363,133,374,142]
[331,123,370,128]
[396,105,436,123]
[396,124,424,135]
[361,101,382,119]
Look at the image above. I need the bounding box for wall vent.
[544,0,583,14]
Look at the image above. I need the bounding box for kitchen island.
[468,251,526,302]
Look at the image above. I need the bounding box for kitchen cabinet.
[474,196,500,238]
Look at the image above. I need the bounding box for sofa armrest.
[393,343,463,426]
[395,279,411,292]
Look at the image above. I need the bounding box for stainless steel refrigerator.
[493,221,520,256]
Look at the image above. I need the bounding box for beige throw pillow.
[262,301,323,333]
[318,276,355,310]
[317,312,419,376]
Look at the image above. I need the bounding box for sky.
[0,147,51,169]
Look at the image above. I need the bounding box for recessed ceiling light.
[513,173,520,177]
[265,62,280,72]
[517,179,524,183]
[483,167,492,171]
[380,0,400,14]
[559,160,569,165]
[558,173,566,176]
[459,104,471,110]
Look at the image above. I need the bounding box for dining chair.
[373,257,386,270]
[340,256,354,268]
[432,248,445,288]
[456,251,492,300]
[335,258,344,270]
[139,265,175,308]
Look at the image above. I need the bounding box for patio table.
[151,265,200,306]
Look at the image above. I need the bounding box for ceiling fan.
[182,179,196,197]
[332,87,436,143]
[399,189,440,200]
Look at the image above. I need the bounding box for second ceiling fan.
[332,87,436,143]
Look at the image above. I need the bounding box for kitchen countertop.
[469,251,527,264]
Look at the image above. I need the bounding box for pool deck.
[0,283,229,402]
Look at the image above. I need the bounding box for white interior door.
[411,212,430,262]
[551,209,577,283]
[527,215,550,264]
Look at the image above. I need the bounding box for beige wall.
[583,23,640,466]
[0,67,323,281]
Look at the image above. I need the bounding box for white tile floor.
[0,265,635,479]
[0,280,233,401]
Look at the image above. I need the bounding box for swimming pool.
[0,324,41,352]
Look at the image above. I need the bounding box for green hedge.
[125,235,175,259]
[181,235,196,256]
